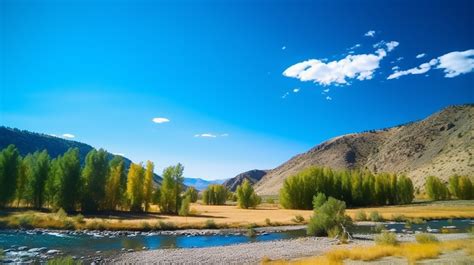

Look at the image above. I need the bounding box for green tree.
[307,197,352,237]
[24,150,51,209]
[56,148,81,211]
[104,157,124,210]
[203,184,228,205]
[159,163,185,214]
[312,192,327,209]
[0,145,21,207]
[179,195,191,216]
[425,176,448,201]
[458,176,473,200]
[143,161,154,212]
[126,163,145,212]
[396,175,414,204]
[16,157,28,206]
[44,158,60,209]
[185,186,199,203]
[81,149,109,211]
[236,179,261,209]
[449,175,461,198]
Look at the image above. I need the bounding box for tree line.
[279,166,415,209]
[0,144,186,213]
[425,175,473,200]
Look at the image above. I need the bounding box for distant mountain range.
[0,126,163,186]
[254,104,474,195]
[183,178,226,191]
[222,169,268,191]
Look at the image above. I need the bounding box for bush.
[204,219,217,229]
[62,219,76,230]
[265,197,275,204]
[375,231,398,246]
[307,197,352,237]
[56,208,67,220]
[369,211,383,222]
[46,256,81,265]
[141,221,152,231]
[247,227,256,237]
[292,215,305,223]
[265,218,272,226]
[392,214,407,222]
[415,233,438,243]
[158,221,176,230]
[236,179,261,209]
[18,214,35,229]
[73,214,85,224]
[355,210,367,221]
[312,193,327,209]
[372,223,385,233]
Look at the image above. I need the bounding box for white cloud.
[388,49,474,79]
[386,41,399,52]
[293,88,300,93]
[437,49,474,78]
[348,44,361,50]
[416,53,426,59]
[62,133,75,139]
[326,96,332,100]
[283,45,397,86]
[323,88,330,93]
[281,92,289,99]
[220,133,229,137]
[365,30,375,37]
[392,66,400,70]
[194,133,217,138]
[152,117,170,124]
[282,46,286,50]
[387,58,438,79]
[397,57,404,61]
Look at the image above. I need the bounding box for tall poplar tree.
[81,149,109,211]
[0,145,21,207]
[126,162,145,212]
[143,160,154,212]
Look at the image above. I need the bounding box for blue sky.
[1,0,473,180]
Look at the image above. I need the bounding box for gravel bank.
[116,233,471,264]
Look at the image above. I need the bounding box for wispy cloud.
[194,133,217,138]
[373,40,399,52]
[152,117,170,124]
[364,30,375,37]
[281,92,289,99]
[281,46,286,50]
[348,44,361,50]
[283,43,398,86]
[388,49,474,79]
[392,66,400,70]
[326,96,332,100]
[62,133,75,139]
[220,133,229,137]
[416,53,426,59]
[293,88,300,93]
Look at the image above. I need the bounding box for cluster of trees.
[202,184,228,205]
[236,179,261,209]
[0,145,187,214]
[279,167,414,210]
[426,175,473,201]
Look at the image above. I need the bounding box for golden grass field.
[263,239,474,265]
[1,200,473,231]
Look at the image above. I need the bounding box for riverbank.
[116,233,472,264]
[1,200,473,231]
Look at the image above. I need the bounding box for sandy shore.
[116,233,471,264]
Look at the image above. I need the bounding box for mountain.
[255,104,474,195]
[223,169,268,191]
[0,126,162,186]
[183,178,227,191]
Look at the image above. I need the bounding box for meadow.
[1,200,473,231]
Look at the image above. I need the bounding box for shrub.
[375,231,398,246]
[369,211,383,222]
[372,223,385,233]
[141,221,152,231]
[204,219,217,229]
[247,227,256,237]
[312,193,327,209]
[73,214,85,224]
[415,233,438,244]
[265,218,272,226]
[236,179,261,209]
[185,187,199,203]
[158,221,176,230]
[46,256,81,265]
[355,210,367,221]
[292,215,305,223]
[62,219,76,230]
[392,214,407,222]
[56,208,67,220]
[18,214,35,229]
[265,197,275,204]
[307,197,352,237]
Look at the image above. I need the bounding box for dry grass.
[1,201,473,231]
[263,239,474,265]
